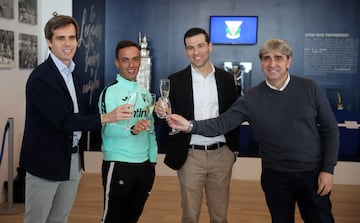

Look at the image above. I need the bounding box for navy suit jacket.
[20,56,101,181]
[162,65,240,170]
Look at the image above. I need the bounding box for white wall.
[0,0,72,204]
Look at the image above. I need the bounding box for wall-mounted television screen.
[209,16,258,45]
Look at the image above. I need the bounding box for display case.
[223,62,252,96]
[138,33,151,90]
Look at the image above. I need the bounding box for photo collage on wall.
[0,29,15,68]
[19,33,37,69]
[0,0,38,69]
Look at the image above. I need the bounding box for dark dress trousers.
[163,65,240,170]
[20,56,102,181]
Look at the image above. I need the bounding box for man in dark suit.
[19,15,132,223]
[155,27,240,223]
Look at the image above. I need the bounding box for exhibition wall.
[103,0,360,160]
[104,0,359,113]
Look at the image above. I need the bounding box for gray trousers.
[177,145,236,223]
[24,153,81,223]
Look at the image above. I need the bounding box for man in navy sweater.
[167,38,339,223]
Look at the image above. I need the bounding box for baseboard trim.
[84,151,360,185]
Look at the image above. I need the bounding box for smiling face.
[258,39,293,89]
[46,23,77,67]
[184,33,212,71]
[260,50,292,88]
[114,46,141,82]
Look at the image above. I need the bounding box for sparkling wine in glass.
[159,78,179,135]
[160,79,170,98]
[158,96,179,135]
[125,90,138,130]
[146,93,156,133]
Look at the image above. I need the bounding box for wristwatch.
[186,120,194,133]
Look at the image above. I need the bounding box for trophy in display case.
[223,62,252,96]
[138,32,151,90]
[337,92,344,110]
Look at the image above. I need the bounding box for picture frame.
[0,29,15,68]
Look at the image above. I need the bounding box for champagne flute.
[159,79,170,119]
[160,79,170,98]
[125,90,138,130]
[146,93,156,133]
[158,96,171,118]
[159,79,179,135]
[161,97,179,135]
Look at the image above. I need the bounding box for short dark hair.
[183,27,210,46]
[44,15,79,40]
[115,40,140,59]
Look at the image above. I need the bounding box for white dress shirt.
[50,53,82,147]
[190,64,226,146]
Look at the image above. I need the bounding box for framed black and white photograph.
[18,0,37,25]
[0,0,14,19]
[0,29,15,68]
[19,33,37,69]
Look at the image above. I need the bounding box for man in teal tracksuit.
[98,40,157,223]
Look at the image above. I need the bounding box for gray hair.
[258,38,293,59]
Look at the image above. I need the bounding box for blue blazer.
[162,65,240,170]
[20,56,101,181]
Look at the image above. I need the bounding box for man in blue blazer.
[155,27,240,223]
[19,15,132,223]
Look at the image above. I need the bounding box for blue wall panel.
[101,0,360,159]
[104,0,359,112]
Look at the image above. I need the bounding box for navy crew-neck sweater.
[193,75,339,174]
